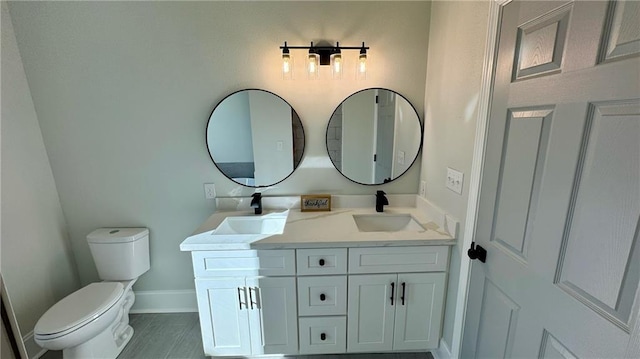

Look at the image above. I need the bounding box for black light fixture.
[280,41,369,79]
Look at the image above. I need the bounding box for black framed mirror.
[206,89,305,187]
[326,88,423,185]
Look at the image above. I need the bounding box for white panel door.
[247,276,298,355]
[393,273,446,350]
[195,278,251,356]
[347,274,397,352]
[463,1,640,357]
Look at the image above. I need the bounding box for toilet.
[34,228,150,359]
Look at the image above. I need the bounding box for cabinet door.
[247,276,298,355]
[347,274,397,352]
[195,278,251,356]
[393,272,446,350]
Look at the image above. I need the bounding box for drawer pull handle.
[320,333,326,341]
[319,258,325,266]
[390,282,395,306]
[320,293,326,301]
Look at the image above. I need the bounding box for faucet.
[375,190,389,213]
[250,193,262,215]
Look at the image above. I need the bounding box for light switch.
[397,151,406,165]
[446,168,463,195]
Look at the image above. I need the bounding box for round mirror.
[326,88,422,185]
[207,89,305,187]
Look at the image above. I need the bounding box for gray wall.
[7,1,431,292]
[421,0,491,349]
[1,2,80,334]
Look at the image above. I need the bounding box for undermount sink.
[352,214,425,232]
[211,211,288,243]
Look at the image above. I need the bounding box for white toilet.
[34,228,150,359]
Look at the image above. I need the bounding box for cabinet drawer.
[297,248,347,275]
[348,246,449,274]
[192,250,295,277]
[297,276,347,316]
[299,317,347,354]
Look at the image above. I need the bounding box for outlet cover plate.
[204,183,216,199]
[446,168,463,194]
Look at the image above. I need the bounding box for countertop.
[180,206,455,251]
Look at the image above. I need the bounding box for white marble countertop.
[180,204,455,251]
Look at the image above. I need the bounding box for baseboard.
[432,338,453,359]
[22,331,46,359]
[130,289,198,313]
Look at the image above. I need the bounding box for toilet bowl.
[34,228,150,359]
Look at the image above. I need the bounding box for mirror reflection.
[207,89,305,187]
[326,88,422,185]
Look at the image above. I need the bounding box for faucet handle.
[376,190,386,196]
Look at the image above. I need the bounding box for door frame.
[450,0,640,358]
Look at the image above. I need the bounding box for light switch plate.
[446,168,463,194]
[204,183,216,199]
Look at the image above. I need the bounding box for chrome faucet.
[250,193,262,215]
[375,190,389,213]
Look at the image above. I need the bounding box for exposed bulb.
[308,54,319,79]
[358,53,367,74]
[333,54,342,73]
[283,53,291,74]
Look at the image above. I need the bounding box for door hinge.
[375,95,379,104]
[374,154,377,162]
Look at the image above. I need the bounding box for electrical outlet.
[446,168,464,195]
[419,180,426,197]
[204,183,216,199]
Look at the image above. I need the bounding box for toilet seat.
[35,282,124,339]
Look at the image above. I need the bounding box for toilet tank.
[87,228,150,281]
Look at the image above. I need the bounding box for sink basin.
[211,211,288,243]
[352,214,425,232]
[215,216,286,235]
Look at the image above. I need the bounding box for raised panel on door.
[393,273,446,350]
[347,274,396,353]
[247,276,298,355]
[195,278,251,356]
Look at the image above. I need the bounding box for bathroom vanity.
[180,200,455,357]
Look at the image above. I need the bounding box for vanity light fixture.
[280,41,368,79]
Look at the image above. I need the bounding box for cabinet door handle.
[320,293,326,301]
[237,287,247,310]
[320,333,326,341]
[319,258,325,266]
[401,282,406,306]
[248,287,261,310]
[390,282,395,306]
[253,287,262,309]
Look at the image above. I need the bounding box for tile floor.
[41,313,434,359]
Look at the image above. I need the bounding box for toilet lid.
[35,282,124,336]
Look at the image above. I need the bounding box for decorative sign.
[300,194,332,212]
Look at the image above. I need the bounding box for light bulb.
[283,54,291,73]
[308,53,319,79]
[332,53,342,79]
[359,54,367,74]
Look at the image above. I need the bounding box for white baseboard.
[22,331,46,359]
[130,289,198,313]
[432,338,453,359]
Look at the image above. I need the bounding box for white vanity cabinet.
[346,246,448,352]
[192,250,298,357]
[187,245,449,357]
